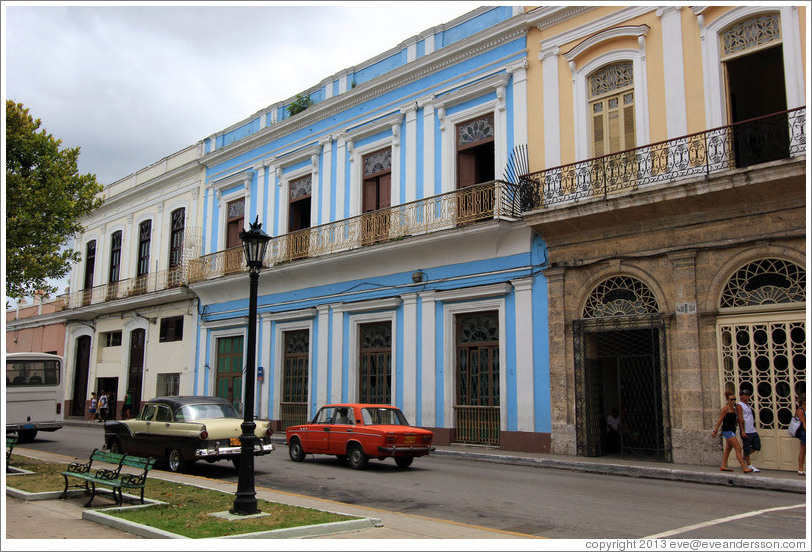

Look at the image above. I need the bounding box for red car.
[285,404,434,469]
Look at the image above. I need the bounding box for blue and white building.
[185,6,551,450]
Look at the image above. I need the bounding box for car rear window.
[361,407,408,426]
[177,403,239,421]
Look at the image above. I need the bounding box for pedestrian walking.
[98,390,109,422]
[736,388,761,473]
[794,393,806,476]
[712,391,752,473]
[88,392,98,421]
[121,390,133,419]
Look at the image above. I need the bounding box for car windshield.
[361,407,409,426]
[175,403,239,421]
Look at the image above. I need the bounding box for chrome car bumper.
[376,445,435,455]
[195,442,275,459]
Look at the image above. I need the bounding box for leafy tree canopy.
[6,100,104,300]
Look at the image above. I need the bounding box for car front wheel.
[347,443,368,470]
[167,448,186,473]
[288,438,305,462]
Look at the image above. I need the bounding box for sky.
[2,1,483,303]
[3,1,481,185]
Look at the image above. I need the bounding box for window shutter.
[363,178,378,212]
[623,93,636,150]
[592,105,605,157]
[378,173,391,209]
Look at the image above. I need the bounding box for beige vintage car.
[103,396,274,472]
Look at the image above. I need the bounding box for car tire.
[109,439,123,454]
[167,448,186,473]
[288,438,305,462]
[347,443,368,470]
[394,456,414,469]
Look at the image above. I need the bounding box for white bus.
[6,352,65,442]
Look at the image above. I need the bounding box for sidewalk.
[5,436,806,540]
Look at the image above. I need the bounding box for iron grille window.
[159,316,184,342]
[455,311,500,406]
[169,208,185,269]
[583,276,659,319]
[359,322,392,404]
[722,13,781,58]
[137,221,152,277]
[282,330,309,403]
[109,231,122,283]
[720,258,805,308]
[156,373,180,396]
[456,114,495,189]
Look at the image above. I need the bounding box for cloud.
[4,3,477,185]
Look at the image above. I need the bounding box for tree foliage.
[6,100,104,300]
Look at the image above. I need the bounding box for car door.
[301,407,334,453]
[147,404,175,456]
[328,407,356,454]
[124,403,156,455]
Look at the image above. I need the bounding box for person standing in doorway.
[98,390,109,422]
[736,388,761,473]
[795,393,806,476]
[712,391,752,473]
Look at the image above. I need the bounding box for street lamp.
[231,217,271,516]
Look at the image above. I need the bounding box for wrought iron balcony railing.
[188,179,521,282]
[519,107,806,210]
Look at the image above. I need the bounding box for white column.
[402,104,418,203]
[319,137,333,224]
[391,117,403,206]
[254,162,266,225]
[419,98,436,197]
[419,291,436,427]
[121,214,133,278]
[495,82,508,181]
[335,136,347,220]
[540,45,561,168]
[511,278,535,432]
[330,304,344,403]
[401,293,418,420]
[155,203,166,273]
[658,7,688,138]
[317,305,330,407]
[266,162,278,236]
[508,60,529,149]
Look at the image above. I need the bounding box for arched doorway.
[70,335,92,417]
[574,276,671,461]
[716,258,806,470]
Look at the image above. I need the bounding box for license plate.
[404,436,415,444]
[230,438,241,446]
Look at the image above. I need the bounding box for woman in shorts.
[712,391,752,473]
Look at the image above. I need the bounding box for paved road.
[17,426,807,539]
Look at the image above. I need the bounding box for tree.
[6,100,104,300]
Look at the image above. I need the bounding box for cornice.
[540,6,655,50]
[200,13,530,168]
[563,25,650,62]
[529,5,594,31]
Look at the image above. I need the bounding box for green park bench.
[60,448,155,507]
[6,435,18,469]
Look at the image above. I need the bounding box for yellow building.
[522,6,807,470]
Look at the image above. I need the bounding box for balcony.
[519,108,806,210]
[188,179,522,283]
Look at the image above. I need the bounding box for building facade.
[522,5,806,469]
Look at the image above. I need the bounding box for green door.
[216,336,244,408]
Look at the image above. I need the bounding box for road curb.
[430,449,807,494]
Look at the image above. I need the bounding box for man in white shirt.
[737,389,761,473]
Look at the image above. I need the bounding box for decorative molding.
[563,25,650,63]
[435,283,512,302]
[259,307,317,322]
[209,169,254,194]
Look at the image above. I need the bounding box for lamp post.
[231,217,271,516]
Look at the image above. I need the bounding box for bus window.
[6,359,61,387]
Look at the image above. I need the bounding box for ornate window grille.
[722,13,781,59]
[363,149,391,176]
[720,258,806,308]
[289,175,312,200]
[583,276,659,319]
[457,114,494,147]
[589,62,634,99]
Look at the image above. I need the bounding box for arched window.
[719,258,805,308]
[588,62,636,157]
[583,276,659,318]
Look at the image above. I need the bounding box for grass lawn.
[7,455,354,538]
